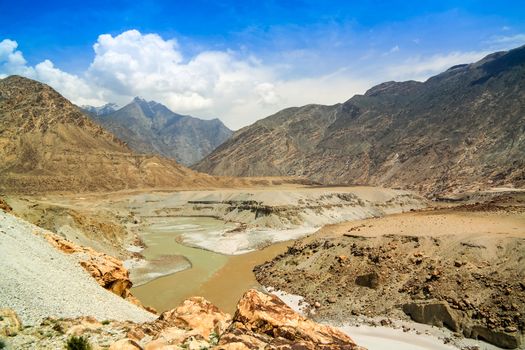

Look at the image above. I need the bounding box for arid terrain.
[1,41,524,350]
[255,191,525,349]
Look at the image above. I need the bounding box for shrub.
[65,335,92,350]
[0,338,6,349]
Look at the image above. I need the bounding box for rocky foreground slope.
[195,45,525,197]
[85,97,232,166]
[0,210,155,325]
[3,290,364,350]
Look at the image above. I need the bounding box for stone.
[402,301,464,332]
[0,198,12,212]
[355,272,380,289]
[42,231,143,307]
[0,308,22,336]
[469,325,522,349]
[132,296,231,349]
[218,289,365,349]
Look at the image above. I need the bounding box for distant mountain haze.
[83,97,233,166]
[194,45,525,197]
[82,103,119,117]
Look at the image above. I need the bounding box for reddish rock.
[218,289,365,349]
[39,230,149,309]
[0,197,12,212]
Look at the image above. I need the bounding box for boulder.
[0,308,22,336]
[130,296,231,349]
[355,272,380,289]
[467,325,522,349]
[218,289,365,349]
[40,231,143,307]
[0,198,12,212]
[403,301,463,332]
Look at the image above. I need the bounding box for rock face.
[86,97,233,166]
[0,75,222,194]
[41,230,142,307]
[195,45,525,196]
[402,301,464,332]
[403,301,523,349]
[0,197,12,212]
[217,289,364,350]
[0,308,22,336]
[128,296,232,349]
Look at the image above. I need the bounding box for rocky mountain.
[81,102,119,116]
[0,75,226,194]
[195,45,525,196]
[85,97,233,165]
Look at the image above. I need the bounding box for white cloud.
[383,45,400,55]
[488,34,525,48]
[385,51,490,81]
[0,31,508,129]
[0,39,105,105]
[81,30,285,127]
[0,39,33,77]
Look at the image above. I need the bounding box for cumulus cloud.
[0,39,105,105]
[86,30,278,124]
[0,39,33,77]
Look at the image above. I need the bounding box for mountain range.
[194,45,525,196]
[0,76,231,194]
[83,98,232,166]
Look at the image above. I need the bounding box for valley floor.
[2,187,524,349]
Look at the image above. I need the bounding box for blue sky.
[1,1,525,128]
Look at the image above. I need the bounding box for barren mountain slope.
[0,76,223,194]
[195,45,525,196]
[87,97,233,165]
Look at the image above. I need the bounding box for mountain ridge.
[0,75,231,194]
[194,45,525,196]
[84,97,233,166]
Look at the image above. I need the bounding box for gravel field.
[0,211,156,325]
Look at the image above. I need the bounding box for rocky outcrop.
[195,45,525,196]
[0,197,12,212]
[38,230,144,308]
[0,308,22,336]
[402,301,464,332]
[217,289,364,350]
[104,290,364,349]
[466,325,522,349]
[403,301,523,349]
[128,296,231,348]
[4,290,364,349]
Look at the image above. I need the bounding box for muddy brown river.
[130,216,291,314]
